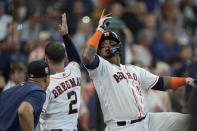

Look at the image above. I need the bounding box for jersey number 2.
[67,91,78,114]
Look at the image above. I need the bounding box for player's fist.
[186,77,197,88]
[97,9,112,33]
[59,13,68,36]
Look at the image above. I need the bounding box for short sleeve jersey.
[40,62,81,130]
[0,82,46,131]
[86,56,159,123]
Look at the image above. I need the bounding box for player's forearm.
[62,34,81,64]
[82,30,102,65]
[163,76,187,90]
[163,76,172,90]
[18,102,34,131]
[19,113,34,131]
[82,45,97,65]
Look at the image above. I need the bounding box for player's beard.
[104,53,114,59]
[102,49,114,59]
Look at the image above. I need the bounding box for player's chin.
[103,54,114,59]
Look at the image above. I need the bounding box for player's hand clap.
[59,13,68,36]
[186,77,197,88]
[97,9,112,33]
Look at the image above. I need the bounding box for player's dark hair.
[45,42,65,64]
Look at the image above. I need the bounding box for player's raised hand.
[59,13,68,36]
[186,77,197,88]
[97,9,112,32]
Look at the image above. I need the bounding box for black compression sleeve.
[151,77,164,91]
[62,35,81,64]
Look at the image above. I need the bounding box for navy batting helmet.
[98,31,121,55]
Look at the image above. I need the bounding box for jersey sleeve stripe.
[50,70,72,79]
[148,76,159,90]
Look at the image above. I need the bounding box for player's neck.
[107,55,120,66]
[28,78,44,90]
[48,62,65,73]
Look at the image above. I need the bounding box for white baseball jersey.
[40,62,81,130]
[86,56,159,124]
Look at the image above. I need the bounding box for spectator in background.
[121,1,147,40]
[141,0,161,12]
[41,5,62,42]
[143,62,172,113]
[177,45,193,76]
[28,31,52,63]
[61,0,93,36]
[0,73,5,92]
[180,0,197,38]
[143,12,157,39]
[81,81,96,130]
[179,45,193,63]
[0,1,13,41]
[131,29,154,67]
[109,2,133,45]
[160,1,189,45]
[0,34,12,81]
[13,0,28,23]
[151,28,180,61]
[6,22,27,65]
[68,0,84,35]
[167,56,184,76]
[60,0,93,35]
[3,63,26,91]
[73,20,93,57]
[169,85,187,113]
[20,12,41,42]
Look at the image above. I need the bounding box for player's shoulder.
[67,61,80,69]
[65,61,81,76]
[25,82,43,90]
[124,64,138,69]
[124,64,147,73]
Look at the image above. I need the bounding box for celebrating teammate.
[82,9,196,131]
[39,13,81,131]
[0,60,50,131]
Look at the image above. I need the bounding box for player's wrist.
[96,27,104,33]
[171,77,186,89]
[86,30,102,49]
[60,31,68,36]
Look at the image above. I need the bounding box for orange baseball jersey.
[86,56,159,124]
[40,62,81,130]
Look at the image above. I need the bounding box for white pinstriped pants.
[105,112,190,131]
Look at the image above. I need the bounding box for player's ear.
[45,56,48,63]
[45,75,50,83]
[64,56,66,61]
[43,76,50,90]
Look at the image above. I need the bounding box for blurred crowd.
[1,0,197,130]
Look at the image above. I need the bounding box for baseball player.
[0,60,50,131]
[39,13,81,131]
[82,9,197,131]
